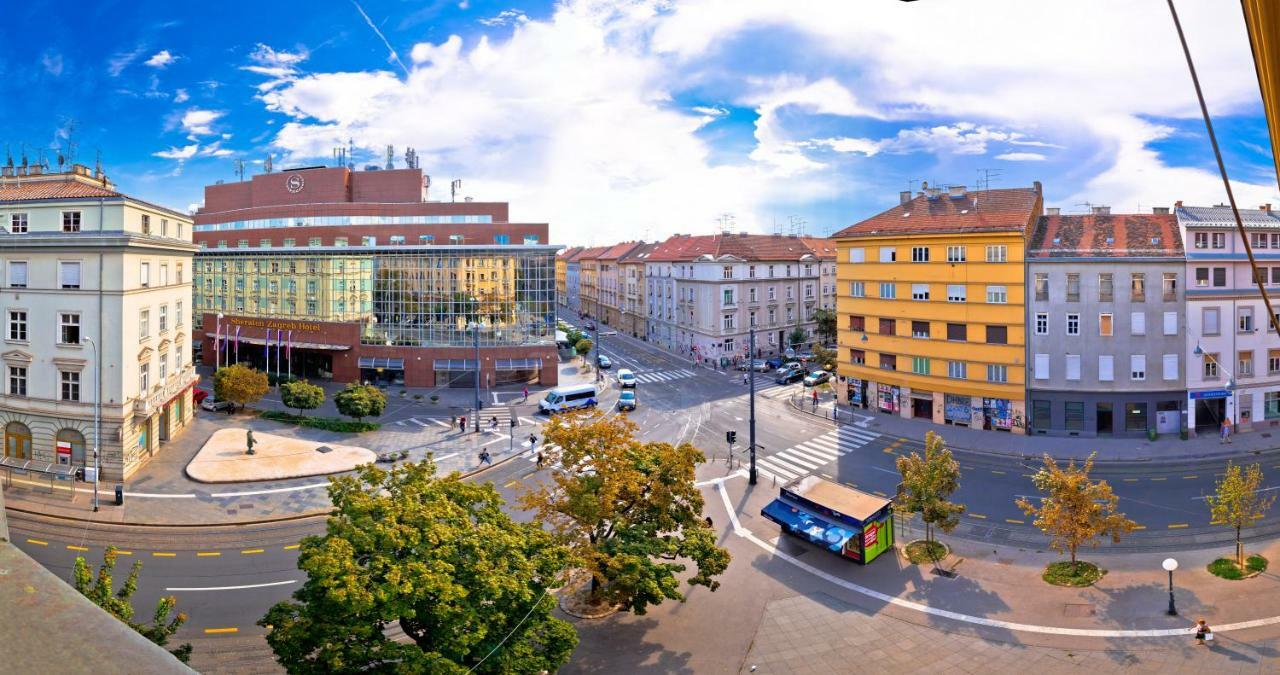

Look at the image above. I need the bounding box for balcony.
[134,364,198,416]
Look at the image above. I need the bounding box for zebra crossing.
[753,427,881,484]
[630,369,697,384]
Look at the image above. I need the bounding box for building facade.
[618,242,655,338]
[834,184,1042,433]
[193,166,558,388]
[1026,211,1187,437]
[565,248,585,314]
[1179,203,1280,435]
[595,242,642,329]
[577,247,604,320]
[0,165,198,480]
[556,247,581,309]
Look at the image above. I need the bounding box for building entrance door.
[159,405,170,443]
[1195,398,1226,431]
[4,422,31,460]
[1096,403,1113,435]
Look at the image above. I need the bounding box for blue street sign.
[1190,389,1230,400]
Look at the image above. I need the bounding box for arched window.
[5,421,31,460]
[56,429,86,468]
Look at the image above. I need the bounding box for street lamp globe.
[217,312,224,320]
[1193,344,1204,357]
[1163,558,1178,572]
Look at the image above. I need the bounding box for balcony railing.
[134,364,198,415]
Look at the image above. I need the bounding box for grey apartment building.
[1026,210,1187,437]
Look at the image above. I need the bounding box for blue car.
[765,356,785,369]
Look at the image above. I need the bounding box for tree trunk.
[1070,546,1077,573]
[1237,525,1244,569]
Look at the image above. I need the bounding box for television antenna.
[385,145,395,170]
[451,179,462,202]
[976,168,1002,192]
[233,159,247,182]
[264,154,274,174]
[716,212,735,233]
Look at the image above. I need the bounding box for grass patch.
[1208,555,1268,580]
[1042,561,1104,587]
[904,540,948,564]
[260,410,380,433]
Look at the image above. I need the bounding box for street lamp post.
[749,327,757,485]
[473,321,482,434]
[84,337,102,512]
[215,312,225,370]
[1163,557,1179,615]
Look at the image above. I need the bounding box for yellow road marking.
[1183,475,1199,480]
[152,552,176,557]
[1021,473,1035,478]
[26,539,48,546]
[1004,518,1024,525]
[990,470,1006,475]
[115,551,132,556]
[241,548,265,555]
[968,513,988,520]
[197,552,221,557]
[66,545,89,552]
[873,491,888,497]
[1168,523,1189,529]
[820,473,833,480]
[883,447,896,454]
[898,437,909,443]
[283,544,301,550]
[503,480,519,488]
[1134,525,1147,531]
[1252,514,1266,520]
[1122,478,1139,482]
[1150,477,1167,482]
[842,482,858,488]
[203,627,239,634]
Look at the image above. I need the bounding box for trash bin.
[115,485,124,506]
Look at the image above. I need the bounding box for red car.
[194,389,210,404]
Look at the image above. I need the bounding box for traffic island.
[1208,555,1268,580]
[1041,560,1105,587]
[903,539,949,564]
[185,428,377,483]
[558,570,622,619]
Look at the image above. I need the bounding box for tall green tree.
[333,383,387,421]
[1016,453,1138,572]
[74,546,192,663]
[575,338,593,358]
[895,431,965,551]
[260,462,578,674]
[213,363,269,411]
[813,308,837,343]
[521,413,730,614]
[1206,462,1275,568]
[279,380,325,417]
[787,327,809,352]
[810,344,837,372]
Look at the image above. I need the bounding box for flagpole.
[266,328,272,380]
[287,330,293,381]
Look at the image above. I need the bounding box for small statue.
[246,429,256,456]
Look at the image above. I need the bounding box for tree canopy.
[813,308,837,343]
[74,546,191,663]
[333,383,387,421]
[280,380,325,416]
[521,413,730,615]
[260,462,578,674]
[787,327,809,351]
[1016,453,1137,569]
[575,338,593,357]
[213,363,269,410]
[1206,462,1275,568]
[895,431,965,546]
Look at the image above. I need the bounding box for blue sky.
[0,0,1276,244]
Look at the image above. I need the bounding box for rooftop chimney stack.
[1091,205,1111,215]
[948,185,967,198]
[899,190,911,204]
[1046,207,1061,216]
[1175,200,1183,208]
[1152,206,1170,214]
[1262,204,1272,213]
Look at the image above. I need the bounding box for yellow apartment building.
[833,183,1042,434]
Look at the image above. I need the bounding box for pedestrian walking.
[528,433,538,448]
[536,451,545,469]
[1194,619,1212,646]
[489,416,498,431]
[522,385,529,402]
[460,416,467,432]
[742,373,749,386]
[478,449,492,466]
[812,389,819,410]
[1221,419,1232,444]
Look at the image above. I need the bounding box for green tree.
[74,546,192,663]
[521,413,730,614]
[575,338,593,357]
[259,462,577,674]
[333,383,387,421]
[1016,453,1138,572]
[787,327,808,352]
[279,380,325,417]
[895,431,965,553]
[1206,462,1276,568]
[811,344,837,372]
[813,308,837,343]
[213,363,269,411]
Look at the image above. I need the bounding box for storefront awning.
[359,357,404,370]
[496,358,541,370]
[232,336,350,351]
[761,498,855,554]
[433,359,478,370]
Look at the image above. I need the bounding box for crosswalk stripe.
[432,419,451,428]
[755,459,798,480]
[791,443,841,461]
[409,418,430,427]
[760,454,809,476]
[835,428,880,442]
[757,468,790,483]
[675,369,695,377]
[774,450,825,470]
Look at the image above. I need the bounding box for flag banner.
[287,330,293,360]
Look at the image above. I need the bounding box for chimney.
[948,185,966,198]
[1091,205,1111,215]
[1175,200,1183,208]
[1046,207,1060,216]
[1262,204,1272,213]
[27,165,42,176]
[1033,180,1042,195]
[0,167,11,178]
[899,190,911,204]
[1152,206,1170,214]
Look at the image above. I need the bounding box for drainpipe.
[98,197,106,480]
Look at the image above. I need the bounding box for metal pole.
[1167,570,1177,615]
[594,299,601,383]
[474,325,481,433]
[749,327,757,485]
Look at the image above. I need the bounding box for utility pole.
[749,327,758,485]
[594,297,601,383]
[473,323,482,433]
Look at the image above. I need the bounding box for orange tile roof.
[596,241,644,261]
[1028,214,1183,258]
[574,246,610,261]
[619,241,657,262]
[0,178,121,202]
[647,233,832,262]
[558,246,584,260]
[832,186,1042,239]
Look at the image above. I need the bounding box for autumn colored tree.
[73,546,191,663]
[333,383,386,421]
[1016,453,1138,572]
[1206,462,1275,568]
[279,380,325,417]
[260,461,578,674]
[575,337,593,357]
[213,363,269,411]
[521,413,730,614]
[896,431,965,550]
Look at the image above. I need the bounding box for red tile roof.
[0,178,121,202]
[647,233,832,262]
[596,241,644,261]
[1028,214,1183,258]
[619,241,658,262]
[574,246,610,261]
[558,246,584,260]
[832,186,1042,239]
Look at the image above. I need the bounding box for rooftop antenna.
[385,145,394,170]
[64,119,78,168]
[786,215,807,236]
[94,149,102,178]
[38,149,49,170]
[976,168,1002,192]
[346,137,355,170]
[332,146,347,169]
[404,147,418,169]
[20,143,28,169]
[716,212,735,234]
[265,154,274,174]
[4,144,12,169]
[1075,202,1094,214]
[234,158,246,182]
[450,179,462,202]
[908,179,920,195]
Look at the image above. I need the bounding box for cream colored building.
[0,165,198,481]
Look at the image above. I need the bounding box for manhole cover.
[316,445,333,454]
[1063,604,1096,617]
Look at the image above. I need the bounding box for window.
[1194,232,1209,249]
[7,311,25,341]
[848,248,865,263]
[1034,353,1049,380]
[849,349,865,365]
[490,235,505,245]
[141,214,151,234]
[722,266,733,279]
[335,237,348,247]
[1268,392,1280,420]
[1239,306,1255,333]
[947,361,967,379]
[1211,232,1226,249]
[8,366,25,396]
[159,354,167,380]
[1066,313,1080,335]
[1163,272,1178,301]
[722,314,735,330]
[1163,311,1177,335]
[361,236,377,246]
[60,371,80,401]
[59,313,80,345]
[62,211,81,232]
[985,285,1007,304]
[1131,273,1145,301]
[1203,307,1221,335]
[1098,273,1113,301]
[1239,351,1254,378]
[10,213,27,233]
[912,357,930,375]
[161,219,168,236]
[768,286,776,300]
[1066,354,1081,380]
[140,262,150,288]
[1099,313,1113,336]
[749,287,757,303]
[1033,400,1051,430]
[1066,273,1080,301]
[987,364,1008,383]
[1204,353,1220,379]
[912,246,929,262]
[1126,403,1149,432]
[1130,354,1146,380]
[1163,354,1179,380]
[1213,267,1227,287]
[947,284,966,302]
[1098,355,1114,381]
[946,323,966,341]
[159,305,168,332]
[879,318,896,336]
[879,282,896,299]
[8,261,26,288]
[850,315,865,331]
[1034,312,1048,335]
[139,362,150,393]
[986,325,1007,344]
[1195,267,1209,287]
[911,321,930,338]
[1065,402,1086,431]
[911,283,930,301]
[176,301,183,326]
[985,245,1007,263]
[176,264,183,284]
[59,261,81,289]
[159,264,168,286]
[879,354,897,370]
[947,246,966,262]
[1131,311,1146,335]
[1034,273,1049,301]
[879,247,896,263]
[139,309,151,340]
[723,289,735,305]
[1271,350,1280,375]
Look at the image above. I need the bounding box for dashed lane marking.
[1184,475,1199,479]
[115,551,132,556]
[169,580,298,592]
[968,513,988,520]
[203,628,239,634]
[503,480,519,488]
[66,545,88,552]
[152,552,176,557]
[990,470,1006,475]
[1004,519,1024,525]
[873,491,888,497]
[1123,478,1139,482]
[197,552,221,557]
[1168,523,1189,529]
[1134,525,1147,531]
[283,544,301,550]
[1150,477,1167,482]
[241,548,265,555]
[25,539,47,546]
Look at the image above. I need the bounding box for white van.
[539,383,599,414]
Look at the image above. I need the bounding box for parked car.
[775,366,805,384]
[585,322,597,331]
[765,356,785,369]
[597,354,613,369]
[783,361,808,373]
[735,359,769,372]
[617,390,637,411]
[201,397,234,412]
[797,351,817,362]
[617,369,637,388]
[803,370,831,387]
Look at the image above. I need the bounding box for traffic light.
[510,417,517,428]
[726,430,737,444]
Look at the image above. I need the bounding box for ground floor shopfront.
[1186,383,1280,436]
[197,313,558,388]
[839,375,1026,435]
[1027,390,1185,438]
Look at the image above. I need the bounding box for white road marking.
[210,483,330,498]
[433,452,460,461]
[432,419,451,428]
[167,579,298,592]
[122,491,197,499]
[481,434,510,448]
[395,420,407,427]
[409,418,430,427]
[519,416,538,426]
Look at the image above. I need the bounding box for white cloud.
[107,45,145,77]
[995,152,1047,162]
[41,51,63,77]
[242,43,309,92]
[154,144,198,160]
[479,9,529,27]
[145,50,177,68]
[458,0,470,8]
[173,88,190,103]
[811,123,1036,158]
[181,108,224,136]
